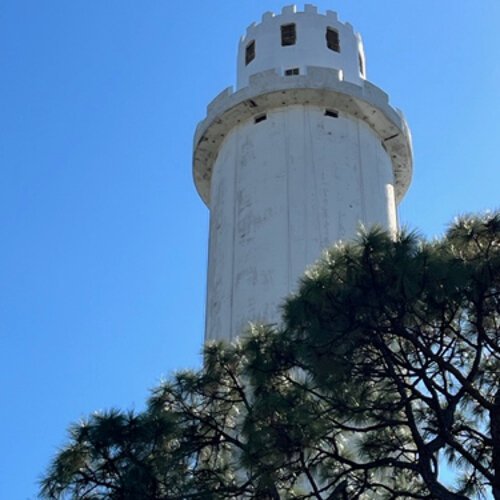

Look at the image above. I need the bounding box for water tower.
[193,5,412,342]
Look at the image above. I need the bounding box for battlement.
[236,4,364,90]
[242,4,353,40]
[194,66,412,207]
[205,65,393,118]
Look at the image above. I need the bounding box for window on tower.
[359,52,365,76]
[285,67,300,76]
[326,27,340,52]
[245,40,255,65]
[281,23,296,46]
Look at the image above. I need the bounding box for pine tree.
[41,213,500,499]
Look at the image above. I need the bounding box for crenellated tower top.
[194,3,412,208]
[237,4,365,89]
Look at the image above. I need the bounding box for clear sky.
[1,1,499,498]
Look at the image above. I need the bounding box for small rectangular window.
[326,28,340,52]
[358,53,365,76]
[285,68,300,76]
[254,114,267,124]
[281,23,296,46]
[245,41,255,65]
[325,109,339,118]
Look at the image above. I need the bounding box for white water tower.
[193,5,412,342]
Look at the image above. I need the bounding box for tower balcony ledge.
[193,66,412,206]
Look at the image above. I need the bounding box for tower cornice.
[193,66,412,206]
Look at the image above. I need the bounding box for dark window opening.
[245,41,255,65]
[324,109,339,118]
[281,23,296,46]
[384,133,399,142]
[254,114,267,124]
[358,52,365,76]
[285,67,300,76]
[326,28,340,52]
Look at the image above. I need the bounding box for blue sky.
[1,2,499,498]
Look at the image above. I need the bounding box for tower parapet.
[193,5,413,342]
[237,4,365,89]
[194,66,412,206]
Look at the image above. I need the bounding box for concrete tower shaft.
[193,5,412,342]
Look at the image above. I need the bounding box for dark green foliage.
[282,213,500,499]
[41,213,500,499]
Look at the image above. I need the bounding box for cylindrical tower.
[194,5,412,342]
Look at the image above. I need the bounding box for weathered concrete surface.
[205,105,397,341]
